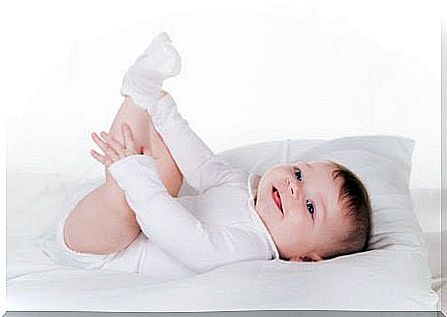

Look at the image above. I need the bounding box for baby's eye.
[294,168,303,182]
[306,199,315,215]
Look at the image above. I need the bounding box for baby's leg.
[108,92,183,197]
[64,96,183,255]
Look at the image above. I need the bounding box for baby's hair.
[322,161,372,260]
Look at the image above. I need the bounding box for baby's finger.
[91,132,119,159]
[90,149,110,166]
[100,131,125,156]
[122,124,137,152]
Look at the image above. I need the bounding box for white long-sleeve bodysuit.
[40,93,279,280]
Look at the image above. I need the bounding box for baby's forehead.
[301,159,335,169]
[297,160,346,218]
[294,160,339,184]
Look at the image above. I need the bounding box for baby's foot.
[121,32,181,110]
[141,32,181,77]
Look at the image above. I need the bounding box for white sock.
[120,32,181,110]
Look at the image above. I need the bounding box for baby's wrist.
[108,154,165,194]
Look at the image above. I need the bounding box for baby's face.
[254,160,349,261]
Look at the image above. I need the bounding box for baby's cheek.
[261,200,275,217]
[294,217,316,238]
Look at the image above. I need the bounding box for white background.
[1,0,445,314]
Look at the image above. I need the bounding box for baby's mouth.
[272,186,283,214]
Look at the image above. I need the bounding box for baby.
[56,33,371,277]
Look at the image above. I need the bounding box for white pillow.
[216,136,424,249]
[210,135,436,307]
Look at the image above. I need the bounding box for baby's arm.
[110,155,268,272]
[91,130,270,272]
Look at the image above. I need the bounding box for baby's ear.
[292,252,323,262]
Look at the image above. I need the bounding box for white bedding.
[6,176,443,311]
[6,137,442,311]
[7,230,444,311]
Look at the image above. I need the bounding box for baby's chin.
[254,195,278,223]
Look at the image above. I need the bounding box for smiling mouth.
[272,186,283,214]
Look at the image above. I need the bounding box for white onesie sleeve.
[108,155,271,273]
[147,93,246,193]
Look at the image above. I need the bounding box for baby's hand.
[90,123,138,167]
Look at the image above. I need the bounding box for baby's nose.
[286,177,299,199]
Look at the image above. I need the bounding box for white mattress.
[6,172,443,311]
